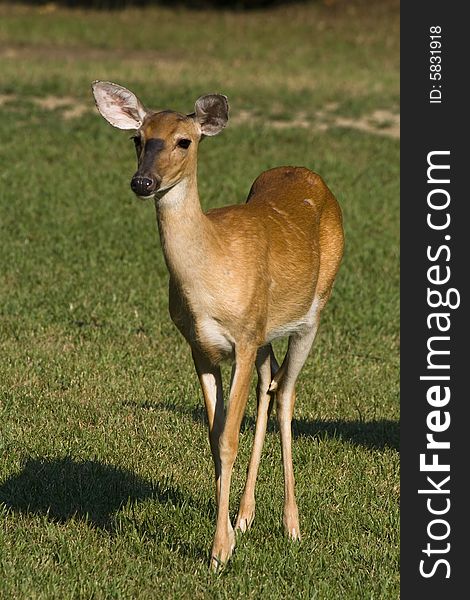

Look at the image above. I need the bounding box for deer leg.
[276,316,320,540]
[192,349,225,505]
[210,345,256,570]
[235,344,278,532]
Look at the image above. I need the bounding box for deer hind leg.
[192,349,225,506]
[276,313,321,540]
[235,344,279,533]
[210,345,256,570]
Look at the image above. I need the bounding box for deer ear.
[92,81,147,130]
[193,94,229,136]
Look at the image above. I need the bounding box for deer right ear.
[92,81,147,130]
[193,94,229,137]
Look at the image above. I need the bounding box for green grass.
[0,2,399,598]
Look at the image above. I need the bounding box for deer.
[92,81,344,570]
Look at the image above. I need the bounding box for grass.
[0,1,399,598]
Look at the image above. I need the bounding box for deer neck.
[154,173,214,291]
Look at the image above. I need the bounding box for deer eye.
[177,138,191,149]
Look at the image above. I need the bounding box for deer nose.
[130,175,158,196]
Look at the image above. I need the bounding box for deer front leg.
[235,344,278,532]
[211,345,256,570]
[192,349,225,506]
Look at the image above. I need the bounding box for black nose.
[130,175,158,196]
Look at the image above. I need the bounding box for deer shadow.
[0,456,210,559]
[130,401,399,452]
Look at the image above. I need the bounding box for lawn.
[0,1,399,598]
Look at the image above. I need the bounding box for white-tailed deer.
[92,81,344,569]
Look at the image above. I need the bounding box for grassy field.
[0,1,399,598]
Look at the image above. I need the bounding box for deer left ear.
[92,81,147,130]
[193,94,229,136]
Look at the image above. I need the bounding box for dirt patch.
[32,96,90,120]
[34,96,78,110]
[332,110,400,139]
[2,93,399,138]
[232,105,400,139]
[0,94,16,107]
[0,94,91,121]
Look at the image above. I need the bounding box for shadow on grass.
[130,401,399,451]
[0,456,211,560]
[291,416,399,451]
